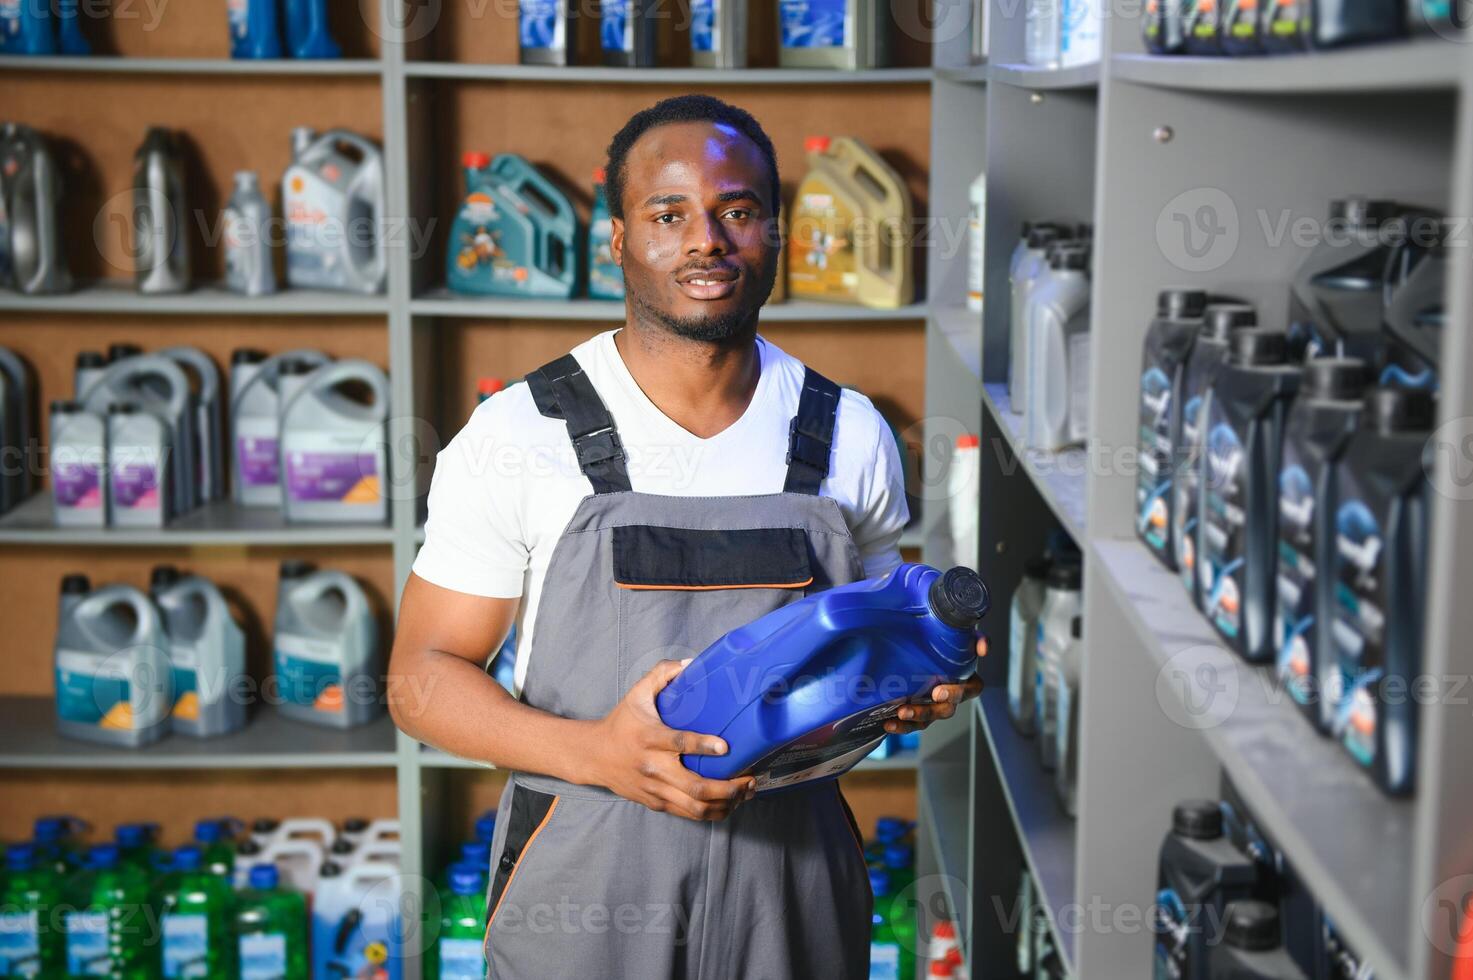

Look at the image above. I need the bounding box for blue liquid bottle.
[1,0,57,55]
[657,564,988,791]
[284,0,341,58]
[228,0,284,58]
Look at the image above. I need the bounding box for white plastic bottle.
[50,401,107,528]
[1025,0,1062,68]
[1055,614,1083,816]
[1007,556,1050,735]
[1035,560,1081,771]
[967,171,986,313]
[1009,226,1061,414]
[1025,247,1091,452]
[947,434,981,567]
[1060,0,1101,66]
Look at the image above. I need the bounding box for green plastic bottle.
[867,869,903,980]
[65,844,158,979]
[30,816,86,877]
[427,863,487,980]
[158,846,235,978]
[1,843,65,979]
[112,824,161,879]
[235,863,309,980]
[192,819,242,879]
[881,842,915,897]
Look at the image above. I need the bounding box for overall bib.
[482,353,875,979]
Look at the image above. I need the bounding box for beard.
[627,251,779,344]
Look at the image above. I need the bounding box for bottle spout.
[928,567,989,630]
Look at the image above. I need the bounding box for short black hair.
[604,94,781,222]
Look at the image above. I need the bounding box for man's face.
[611,120,779,343]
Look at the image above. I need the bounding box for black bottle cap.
[1074,222,1094,240]
[279,559,315,580]
[1023,556,1052,581]
[1327,199,1349,222]
[107,402,138,415]
[277,358,316,377]
[331,839,356,855]
[236,839,262,856]
[927,567,990,631]
[1341,197,1403,230]
[232,348,267,366]
[1050,248,1090,271]
[1229,328,1289,367]
[1366,386,1435,435]
[1046,560,1082,591]
[1223,901,1281,952]
[1020,220,1033,238]
[319,861,342,878]
[1070,616,1083,640]
[60,574,91,595]
[1303,358,1368,401]
[1157,288,1208,320]
[75,351,105,370]
[1202,303,1257,340]
[107,343,142,363]
[343,818,369,833]
[251,818,279,834]
[50,399,79,415]
[1027,226,1061,249]
[1172,800,1224,840]
[150,565,182,589]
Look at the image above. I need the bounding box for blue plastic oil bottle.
[0,0,56,55]
[445,153,579,298]
[656,564,987,792]
[283,0,340,57]
[228,0,284,58]
[54,0,89,54]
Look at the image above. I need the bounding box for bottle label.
[273,632,345,711]
[601,0,631,52]
[1172,391,1205,593]
[235,416,280,488]
[691,0,717,52]
[1136,364,1175,554]
[55,649,133,728]
[162,912,209,978]
[171,641,204,722]
[519,0,565,51]
[1152,889,1188,979]
[780,0,848,49]
[227,0,248,36]
[789,182,860,302]
[745,698,906,790]
[0,910,40,975]
[110,442,163,510]
[438,937,487,979]
[52,456,104,509]
[1007,606,1035,728]
[967,204,985,307]
[282,431,382,505]
[1332,492,1386,770]
[1068,331,1090,444]
[239,931,288,980]
[1202,418,1247,640]
[66,910,109,976]
[1275,450,1317,707]
[868,941,902,980]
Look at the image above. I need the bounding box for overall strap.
[784,366,842,495]
[525,354,632,494]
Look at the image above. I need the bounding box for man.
[389,94,984,978]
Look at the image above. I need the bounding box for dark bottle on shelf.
[601,0,663,66]
[1137,288,1209,572]
[1309,0,1406,46]
[1274,357,1367,734]
[1259,0,1310,50]
[1155,800,1259,980]
[1173,303,1256,609]
[1208,902,1310,979]
[1221,0,1264,51]
[1332,386,1433,797]
[1144,0,1195,51]
[1184,0,1225,52]
[519,0,593,65]
[1381,218,1447,391]
[1200,329,1300,663]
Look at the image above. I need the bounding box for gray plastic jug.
[80,354,197,519]
[159,346,225,505]
[273,569,380,729]
[107,403,171,528]
[74,351,107,399]
[224,170,277,297]
[133,128,193,295]
[229,348,330,508]
[282,129,386,295]
[150,566,247,738]
[49,400,107,528]
[1024,247,1091,452]
[278,359,388,525]
[0,345,36,514]
[55,579,173,746]
[0,123,72,295]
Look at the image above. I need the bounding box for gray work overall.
[481,352,874,979]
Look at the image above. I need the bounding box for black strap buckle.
[786,416,831,475]
[575,427,625,470]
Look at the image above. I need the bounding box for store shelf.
[1091,537,1413,979]
[936,62,990,84]
[931,304,982,383]
[0,697,400,769]
[0,55,383,76]
[981,382,1087,542]
[974,686,1077,973]
[918,736,972,947]
[410,288,928,322]
[0,282,390,316]
[1110,39,1464,94]
[0,495,395,547]
[990,61,1100,91]
[404,62,934,85]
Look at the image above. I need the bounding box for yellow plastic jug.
[788,136,914,309]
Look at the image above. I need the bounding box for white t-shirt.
[412,329,909,692]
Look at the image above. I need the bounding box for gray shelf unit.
[0,281,391,315]
[0,55,385,75]
[917,1,1473,977]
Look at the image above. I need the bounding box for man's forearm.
[388,648,605,786]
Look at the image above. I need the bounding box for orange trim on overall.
[615,577,814,592]
[484,796,560,944]
[834,784,868,870]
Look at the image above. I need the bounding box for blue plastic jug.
[228,0,284,58]
[657,563,988,792]
[446,153,580,298]
[55,0,88,53]
[284,0,341,58]
[1,0,57,55]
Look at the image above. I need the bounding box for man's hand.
[883,636,988,735]
[588,659,757,822]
